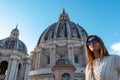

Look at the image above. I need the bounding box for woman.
[85,35,120,80]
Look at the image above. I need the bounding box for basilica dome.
[0,27,27,54]
[37,9,88,45]
[30,9,88,80]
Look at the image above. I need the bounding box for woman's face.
[87,37,100,52]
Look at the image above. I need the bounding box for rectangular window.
[47,56,50,64]
[74,55,78,63]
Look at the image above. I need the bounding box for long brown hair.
[86,35,109,66]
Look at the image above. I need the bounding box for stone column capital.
[27,59,31,64]
[67,45,73,49]
[10,55,20,60]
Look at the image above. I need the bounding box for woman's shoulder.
[106,55,120,62]
[102,55,120,63]
[109,54,120,58]
[109,55,120,68]
[104,54,120,58]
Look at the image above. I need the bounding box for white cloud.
[110,42,120,55]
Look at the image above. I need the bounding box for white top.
[85,55,120,80]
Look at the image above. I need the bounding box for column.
[36,51,41,69]
[50,46,56,66]
[24,59,31,80]
[5,55,20,80]
[67,45,74,64]
[37,51,41,69]
[82,45,88,65]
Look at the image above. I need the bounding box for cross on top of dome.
[59,8,70,21]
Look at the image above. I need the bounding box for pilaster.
[67,45,74,64]
[24,58,31,80]
[50,46,56,66]
[5,55,20,80]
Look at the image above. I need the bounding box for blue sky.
[0,0,120,55]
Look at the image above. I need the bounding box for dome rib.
[75,24,82,39]
[54,22,60,39]
[66,21,71,38]
[37,28,48,45]
[57,21,67,38]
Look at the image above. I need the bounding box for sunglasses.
[86,38,98,46]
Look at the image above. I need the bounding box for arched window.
[0,61,8,75]
[61,73,71,80]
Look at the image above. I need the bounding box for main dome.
[37,9,88,45]
[0,27,27,54]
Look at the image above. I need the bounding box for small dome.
[37,9,88,45]
[0,37,27,54]
[0,27,27,54]
[55,57,72,65]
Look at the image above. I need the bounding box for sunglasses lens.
[93,38,97,43]
[86,41,90,46]
[86,38,98,46]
